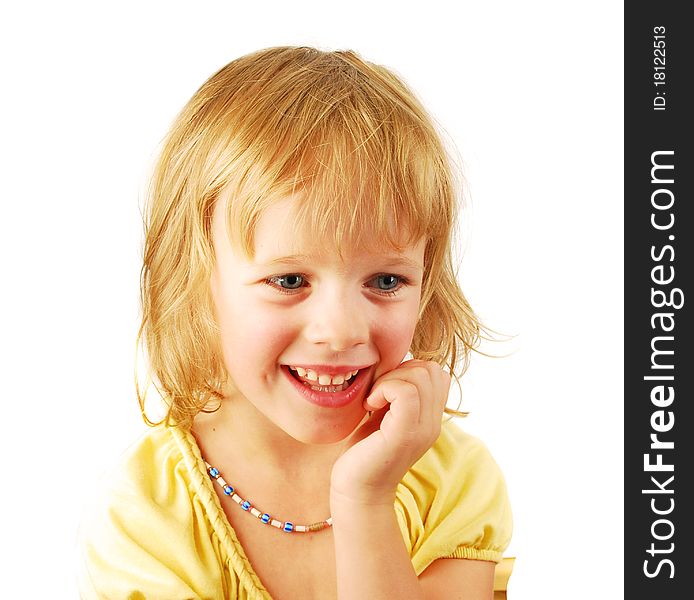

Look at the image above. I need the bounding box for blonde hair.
[138,46,484,430]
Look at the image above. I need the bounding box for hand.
[330,359,451,506]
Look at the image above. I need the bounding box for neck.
[191,393,352,485]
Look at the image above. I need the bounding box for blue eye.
[375,275,400,290]
[268,274,305,290]
[264,272,409,297]
[367,274,409,296]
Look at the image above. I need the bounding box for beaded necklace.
[204,459,333,533]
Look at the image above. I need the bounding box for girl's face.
[210,194,426,444]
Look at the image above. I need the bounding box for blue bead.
[242,500,251,511]
[209,467,219,478]
[223,485,234,495]
[284,522,294,532]
[261,514,271,523]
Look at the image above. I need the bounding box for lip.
[282,364,373,409]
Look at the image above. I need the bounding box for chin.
[286,411,368,446]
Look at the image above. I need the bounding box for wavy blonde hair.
[138,46,485,430]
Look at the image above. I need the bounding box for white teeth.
[287,366,361,386]
[303,380,350,392]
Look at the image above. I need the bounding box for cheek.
[372,301,420,368]
[217,297,296,368]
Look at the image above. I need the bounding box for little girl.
[77,46,512,599]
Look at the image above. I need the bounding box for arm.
[331,490,494,600]
[331,492,423,600]
[419,558,495,600]
[330,360,494,599]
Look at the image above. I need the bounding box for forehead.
[213,192,425,264]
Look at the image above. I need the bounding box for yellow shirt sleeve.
[394,419,513,575]
[75,428,229,600]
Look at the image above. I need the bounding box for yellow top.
[76,419,512,599]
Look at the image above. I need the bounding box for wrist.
[330,491,399,542]
[329,484,396,512]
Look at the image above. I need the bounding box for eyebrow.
[261,254,424,271]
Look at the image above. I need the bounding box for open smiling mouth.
[286,366,360,393]
[281,365,372,409]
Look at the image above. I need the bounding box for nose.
[303,289,370,352]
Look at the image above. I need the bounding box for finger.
[383,363,438,425]
[365,379,421,435]
[401,363,449,431]
[430,366,452,414]
[363,390,389,412]
[365,378,417,411]
[428,368,452,437]
[366,361,448,427]
[348,405,388,446]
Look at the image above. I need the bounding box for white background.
[1,1,623,598]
